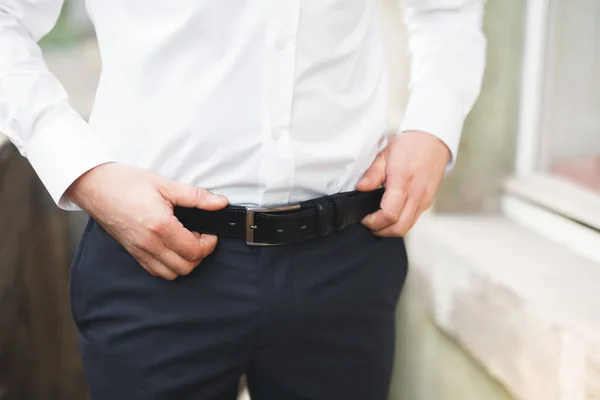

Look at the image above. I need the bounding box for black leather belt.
[173,188,384,246]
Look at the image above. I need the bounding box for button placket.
[275,35,288,50]
[258,1,301,206]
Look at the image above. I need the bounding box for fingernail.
[361,214,372,225]
[200,234,217,246]
[209,192,226,201]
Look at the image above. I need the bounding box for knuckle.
[195,187,210,201]
[387,223,404,237]
[146,216,169,234]
[381,209,399,223]
[398,168,415,183]
[185,253,202,264]
[135,233,155,250]
[179,251,196,263]
[396,225,408,236]
[192,186,202,200]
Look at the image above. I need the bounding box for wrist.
[66,162,116,209]
[400,130,452,164]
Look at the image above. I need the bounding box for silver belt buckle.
[245,204,301,246]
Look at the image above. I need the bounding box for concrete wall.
[434,0,525,213]
[397,214,600,400]
[379,0,410,133]
[390,275,515,400]
[384,0,527,399]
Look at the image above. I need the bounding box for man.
[0,0,485,398]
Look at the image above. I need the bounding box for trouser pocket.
[69,217,95,329]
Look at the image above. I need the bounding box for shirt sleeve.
[0,1,117,210]
[400,0,487,168]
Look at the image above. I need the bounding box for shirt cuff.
[26,112,117,210]
[399,87,466,170]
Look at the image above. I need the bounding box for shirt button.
[275,36,287,50]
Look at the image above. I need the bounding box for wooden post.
[0,142,88,400]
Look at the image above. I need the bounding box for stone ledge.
[406,215,600,400]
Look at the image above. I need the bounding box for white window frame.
[502,0,600,265]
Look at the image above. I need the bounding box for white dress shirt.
[0,0,486,210]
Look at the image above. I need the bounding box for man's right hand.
[67,163,229,280]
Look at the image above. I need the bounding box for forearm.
[400,0,487,166]
[0,2,116,210]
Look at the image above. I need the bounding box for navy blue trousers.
[70,218,408,400]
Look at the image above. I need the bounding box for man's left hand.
[357,130,451,237]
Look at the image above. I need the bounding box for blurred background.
[1,0,599,399]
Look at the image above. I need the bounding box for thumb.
[356,152,387,191]
[163,180,229,210]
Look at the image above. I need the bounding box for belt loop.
[315,199,334,237]
[332,197,347,231]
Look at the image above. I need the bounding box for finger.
[160,215,206,262]
[141,265,156,276]
[163,181,229,210]
[374,196,420,237]
[356,152,387,192]
[362,187,407,231]
[144,256,179,280]
[123,245,156,276]
[197,234,219,258]
[137,259,157,276]
[153,248,201,276]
